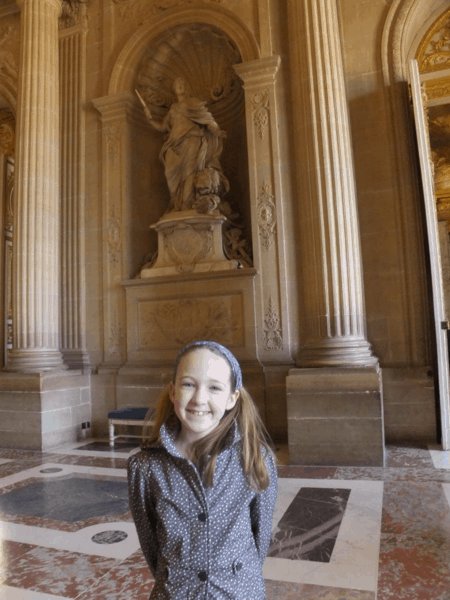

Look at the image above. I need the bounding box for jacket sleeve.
[127,453,159,578]
[249,449,278,566]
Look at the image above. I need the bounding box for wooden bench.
[108,407,156,446]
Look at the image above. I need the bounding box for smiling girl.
[127,340,278,599]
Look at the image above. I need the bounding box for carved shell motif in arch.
[136,24,243,123]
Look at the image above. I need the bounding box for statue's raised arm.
[137,78,229,213]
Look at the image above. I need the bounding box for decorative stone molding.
[251,90,269,139]
[112,0,223,20]
[263,297,282,351]
[257,179,276,250]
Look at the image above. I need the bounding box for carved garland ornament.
[257,179,276,250]
[251,90,270,139]
[163,222,213,273]
[263,296,282,351]
[107,211,122,265]
[106,122,122,165]
[59,0,88,30]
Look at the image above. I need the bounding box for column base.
[5,349,68,372]
[286,366,385,466]
[298,337,379,367]
[0,371,90,451]
[62,349,92,373]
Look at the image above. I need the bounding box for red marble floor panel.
[0,539,37,579]
[75,550,154,600]
[265,581,375,599]
[377,533,450,600]
[0,546,119,597]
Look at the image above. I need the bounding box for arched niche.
[96,7,260,282]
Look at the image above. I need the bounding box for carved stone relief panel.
[263,296,282,351]
[0,23,18,88]
[251,90,269,139]
[257,178,276,250]
[0,109,15,159]
[59,0,88,30]
[137,294,244,349]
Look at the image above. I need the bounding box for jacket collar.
[144,412,241,458]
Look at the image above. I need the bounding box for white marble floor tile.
[263,478,384,592]
[428,444,450,468]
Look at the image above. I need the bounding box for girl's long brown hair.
[141,348,277,493]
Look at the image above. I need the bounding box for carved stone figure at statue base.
[140,211,239,278]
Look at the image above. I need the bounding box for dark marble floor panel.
[74,441,140,452]
[268,487,351,562]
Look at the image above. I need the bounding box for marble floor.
[0,440,450,599]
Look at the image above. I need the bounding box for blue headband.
[174,341,243,390]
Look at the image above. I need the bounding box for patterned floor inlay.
[43,439,141,460]
[264,479,383,591]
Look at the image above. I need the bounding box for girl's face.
[169,347,239,444]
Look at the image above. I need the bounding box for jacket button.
[198,512,206,522]
[236,562,243,571]
[198,571,208,581]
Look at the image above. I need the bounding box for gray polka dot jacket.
[127,415,278,599]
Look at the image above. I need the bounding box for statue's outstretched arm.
[135,89,167,133]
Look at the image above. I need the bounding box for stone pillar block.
[286,367,385,466]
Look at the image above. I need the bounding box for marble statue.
[136,79,229,213]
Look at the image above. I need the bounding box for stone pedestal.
[0,372,91,451]
[287,367,385,466]
[142,211,238,277]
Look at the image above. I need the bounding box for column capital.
[234,55,281,88]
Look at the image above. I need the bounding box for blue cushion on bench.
[108,407,154,420]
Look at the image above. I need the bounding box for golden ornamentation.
[425,77,450,101]
[257,179,276,250]
[416,8,450,73]
[263,296,282,351]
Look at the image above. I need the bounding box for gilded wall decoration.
[263,296,282,351]
[257,179,276,250]
[107,212,122,265]
[113,0,223,20]
[106,122,122,165]
[0,109,15,158]
[0,26,18,83]
[417,9,450,73]
[142,298,239,347]
[424,77,450,101]
[251,90,270,139]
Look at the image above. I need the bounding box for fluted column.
[288,0,378,367]
[7,0,67,371]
